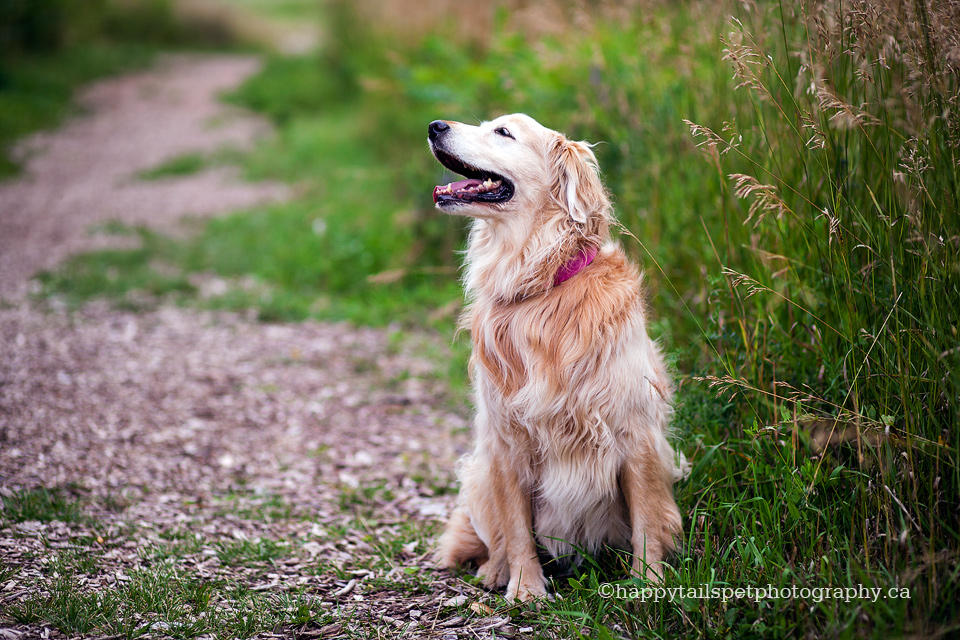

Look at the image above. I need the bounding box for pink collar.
[553,246,598,287]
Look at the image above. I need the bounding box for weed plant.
[1,487,89,524]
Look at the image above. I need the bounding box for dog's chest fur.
[469,249,642,404]
[469,248,656,457]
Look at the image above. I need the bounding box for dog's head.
[428,114,610,226]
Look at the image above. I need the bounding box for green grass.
[138,152,208,180]
[36,227,196,309]
[211,491,308,522]
[0,497,335,638]
[6,564,331,637]
[213,539,289,567]
[0,494,444,639]
[1,487,90,525]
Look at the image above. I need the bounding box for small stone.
[444,595,468,608]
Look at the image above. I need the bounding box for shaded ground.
[0,55,529,639]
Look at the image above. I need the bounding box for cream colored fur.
[430,114,683,602]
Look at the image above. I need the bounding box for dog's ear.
[551,136,608,224]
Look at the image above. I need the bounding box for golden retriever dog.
[428,114,684,602]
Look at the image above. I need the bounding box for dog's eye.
[494,127,515,140]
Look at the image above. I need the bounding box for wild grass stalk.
[678,1,959,635]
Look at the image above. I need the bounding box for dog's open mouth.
[431,147,514,206]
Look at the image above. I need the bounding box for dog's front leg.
[496,454,547,602]
[473,448,547,602]
[620,435,683,582]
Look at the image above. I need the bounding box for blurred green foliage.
[0,0,72,53]
[0,0,233,55]
[0,0,240,177]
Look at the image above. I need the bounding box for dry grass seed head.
[722,25,774,102]
[721,266,771,300]
[800,109,827,150]
[815,207,842,247]
[814,83,881,130]
[728,173,789,227]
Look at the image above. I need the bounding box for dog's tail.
[435,507,488,568]
[672,449,691,482]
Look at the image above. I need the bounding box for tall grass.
[679,2,960,634]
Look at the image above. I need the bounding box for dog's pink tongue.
[433,178,482,202]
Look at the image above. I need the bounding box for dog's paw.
[477,559,508,589]
[642,560,667,584]
[629,553,672,584]
[630,507,682,581]
[660,502,683,553]
[505,571,548,603]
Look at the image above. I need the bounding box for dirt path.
[0,56,507,639]
[0,54,287,302]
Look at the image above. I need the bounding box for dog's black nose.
[428,120,450,141]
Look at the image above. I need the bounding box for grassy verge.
[137,152,209,180]
[18,0,960,638]
[0,485,492,639]
[1,488,331,638]
[36,49,471,335]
